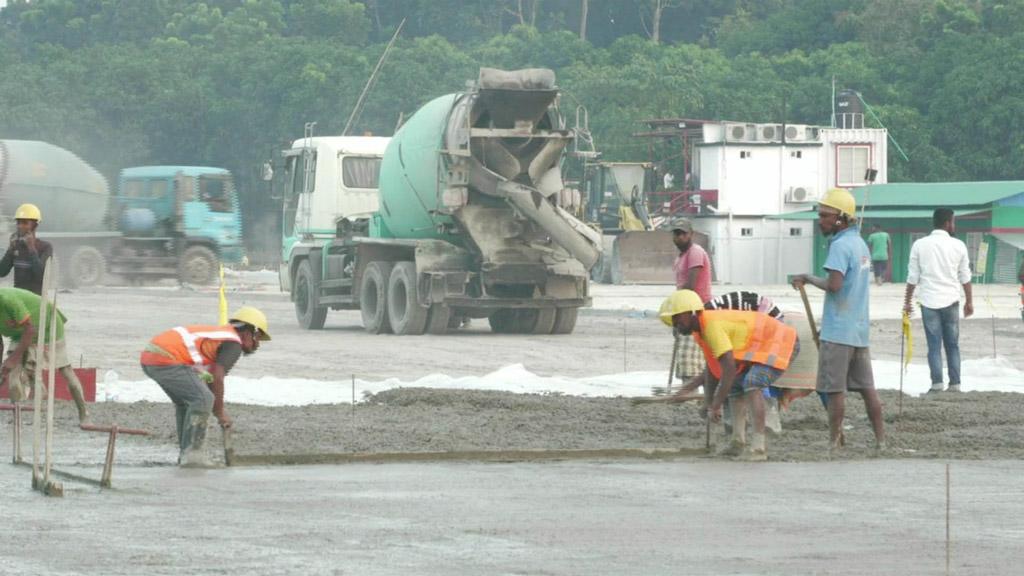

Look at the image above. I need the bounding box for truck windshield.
[341,156,381,189]
[199,175,234,213]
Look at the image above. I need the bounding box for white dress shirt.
[906,229,972,309]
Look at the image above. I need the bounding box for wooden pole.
[44,279,58,486]
[946,463,951,576]
[31,257,52,489]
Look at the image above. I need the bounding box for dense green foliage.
[2,0,1023,260]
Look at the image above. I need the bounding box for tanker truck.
[0,140,245,286]
[279,68,602,334]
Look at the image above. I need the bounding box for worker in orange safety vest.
[659,289,800,461]
[140,306,270,466]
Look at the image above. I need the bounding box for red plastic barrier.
[0,368,97,403]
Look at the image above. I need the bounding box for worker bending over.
[0,287,90,423]
[659,290,799,461]
[140,307,270,467]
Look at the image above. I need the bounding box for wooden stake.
[946,463,951,576]
[44,274,59,487]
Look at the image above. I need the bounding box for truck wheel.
[360,261,393,334]
[551,307,579,334]
[530,308,557,334]
[294,260,327,330]
[179,245,218,285]
[387,262,428,335]
[425,305,451,335]
[489,309,532,334]
[67,245,106,288]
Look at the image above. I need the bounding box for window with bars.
[837,145,870,186]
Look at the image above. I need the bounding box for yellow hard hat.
[230,306,271,341]
[14,203,41,222]
[819,188,856,218]
[658,290,704,327]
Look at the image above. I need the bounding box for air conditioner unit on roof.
[724,122,757,142]
[761,124,783,141]
[786,186,818,203]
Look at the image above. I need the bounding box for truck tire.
[67,245,106,288]
[531,308,557,334]
[360,261,393,334]
[294,260,327,330]
[425,305,451,335]
[551,307,579,334]
[489,309,536,334]
[179,245,218,285]
[488,309,516,334]
[387,262,428,335]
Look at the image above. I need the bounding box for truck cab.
[116,166,245,284]
[279,136,390,295]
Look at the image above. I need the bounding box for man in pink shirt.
[671,218,713,386]
[672,218,712,301]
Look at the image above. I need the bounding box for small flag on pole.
[218,265,228,325]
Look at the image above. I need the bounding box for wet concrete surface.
[3,459,1023,575]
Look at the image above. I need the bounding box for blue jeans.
[921,303,961,386]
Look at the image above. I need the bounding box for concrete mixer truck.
[279,68,602,334]
[0,140,245,286]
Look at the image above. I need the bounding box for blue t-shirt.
[821,226,871,347]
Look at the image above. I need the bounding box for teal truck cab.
[114,166,245,284]
[0,139,245,287]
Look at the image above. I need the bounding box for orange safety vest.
[140,325,241,368]
[694,310,797,379]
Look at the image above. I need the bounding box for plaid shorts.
[675,335,705,380]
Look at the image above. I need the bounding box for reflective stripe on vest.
[146,325,241,367]
[696,310,797,379]
[173,326,240,366]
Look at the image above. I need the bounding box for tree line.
[2,0,1022,261]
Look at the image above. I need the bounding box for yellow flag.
[901,311,913,368]
[218,264,228,325]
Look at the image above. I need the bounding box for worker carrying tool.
[0,204,53,296]
[658,289,800,461]
[139,306,270,467]
[0,287,90,423]
[791,188,885,455]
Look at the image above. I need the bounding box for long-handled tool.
[665,332,680,395]
[223,427,234,467]
[798,284,820,350]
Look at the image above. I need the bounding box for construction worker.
[140,307,270,466]
[671,218,712,385]
[0,287,90,423]
[0,204,53,296]
[791,188,885,454]
[659,289,800,461]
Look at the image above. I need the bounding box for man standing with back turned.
[866,224,891,286]
[791,188,885,454]
[903,208,973,394]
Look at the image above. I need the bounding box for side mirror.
[261,161,274,182]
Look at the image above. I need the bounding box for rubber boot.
[718,397,747,457]
[179,414,214,468]
[61,366,90,424]
[765,397,782,436]
[738,432,767,462]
